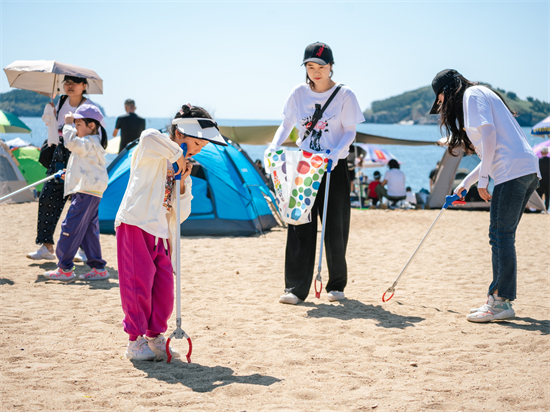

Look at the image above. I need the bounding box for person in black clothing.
[113,99,146,153]
[537,147,550,210]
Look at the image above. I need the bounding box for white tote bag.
[265,148,328,225]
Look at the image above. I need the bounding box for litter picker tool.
[166,143,193,363]
[314,154,333,299]
[0,170,64,203]
[382,190,466,302]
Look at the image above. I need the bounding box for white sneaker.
[146,334,180,360]
[466,297,515,323]
[279,292,302,305]
[27,245,55,261]
[43,267,75,281]
[470,295,492,313]
[79,268,109,280]
[125,336,156,361]
[327,291,345,302]
[74,248,87,263]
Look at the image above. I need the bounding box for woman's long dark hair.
[83,119,108,149]
[439,75,516,156]
[169,104,212,140]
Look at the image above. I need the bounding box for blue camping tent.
[99,140,279,236]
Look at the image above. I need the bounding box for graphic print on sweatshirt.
[301,114,335,152]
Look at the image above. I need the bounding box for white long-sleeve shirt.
[62,125,108,197]
[115,129,193,265]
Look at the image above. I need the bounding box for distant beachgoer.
[536,147,549,210]
[115,104,227,361]
[375,159,406,205]
[43,105,109,281]
[113,99,146,153]
[265,42,365,305]
[430,69,540,323]
[405,187,417,205]
[366,170,382,206]
[27,76,103,262]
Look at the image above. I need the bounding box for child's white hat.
[172,118,227,146]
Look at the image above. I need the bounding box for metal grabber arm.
[0,169,65,203]
[315,155,333,299]
[166,144,192,363]
[381,190,467,302]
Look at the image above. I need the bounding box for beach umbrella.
[531,115,550,137]
[353,143,400,168]
[3,60,103,98]
[0,110,31,134]
[533,139,550,158]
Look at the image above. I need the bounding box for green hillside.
[0,89,106,117]
[363,84,550,127]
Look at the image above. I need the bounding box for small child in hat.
[44,104,110,281]
[366,171,382,206]
[115,104,227,361]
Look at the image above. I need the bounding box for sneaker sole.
[124,351,156,361]
[78,275,110,281]
[466,309,516,323]
[279,297,301,305]
[27,254,56,261]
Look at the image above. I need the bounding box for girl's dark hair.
[83,119,108,149]
[305,63,334,90]
[169,104,212,139]
[439,75,517,156]
[388,159,399,169]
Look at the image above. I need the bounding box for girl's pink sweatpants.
[116,223,174,339]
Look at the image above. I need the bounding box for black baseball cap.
[63,75,87,84]
[429,69,461,114]
[302,42,334,66]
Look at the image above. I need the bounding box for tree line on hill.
[363,84,550,127]
[0,89,105,117]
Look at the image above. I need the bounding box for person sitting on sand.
[366,170,382,206]
[375,159,406,206]
[115,104,227,361]
[430,69,540,322]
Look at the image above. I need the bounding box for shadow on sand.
[303,298,425,329]
[29,262,119,290]
[131,360,282,393]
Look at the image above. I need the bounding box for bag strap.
[303,84,343,139]
[55,95,86,121]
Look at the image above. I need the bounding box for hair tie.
[179,108,185,115]
[187,103,192,108]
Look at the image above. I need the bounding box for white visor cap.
[172,118,227,146]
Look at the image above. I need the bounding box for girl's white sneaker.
[125,336,156,361]
[146,335,180,360]
[79,268,109,280]
[27,245,55,261]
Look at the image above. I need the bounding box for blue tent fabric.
[98,139,278,236]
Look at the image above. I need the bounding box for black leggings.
[35,178,68,245]
[284,159,350,300]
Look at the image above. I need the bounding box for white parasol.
[3,60,103,98]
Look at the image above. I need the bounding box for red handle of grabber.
[382,291,395,302]
[166,336,193,363]
[314,279,322,299]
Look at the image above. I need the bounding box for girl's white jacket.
[115,129,193,265]
[62,125,108,197]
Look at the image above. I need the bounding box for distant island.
[363,84,550,127]
[0,89,106,117]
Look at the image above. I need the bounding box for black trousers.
[284,158,350,300]
[36,178,68,245]
[536,181,549,211]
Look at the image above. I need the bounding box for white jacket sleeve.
[138,130,183,164]
[180,175,193,223]
[43,104,59,146]
[63,125,94,155]
[477,124,497,189]
[269,117,295,149]
[332,125,357,159]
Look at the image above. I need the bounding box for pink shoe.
[44,267,75,281]
[79,268,109,280]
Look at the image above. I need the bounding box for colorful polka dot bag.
[265,149,328,225]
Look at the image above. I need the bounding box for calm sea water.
[2,117,540,192]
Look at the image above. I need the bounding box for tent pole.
[354,141,362,208]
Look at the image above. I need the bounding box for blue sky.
[1,0,548,119]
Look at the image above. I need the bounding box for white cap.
[171,118,227,146]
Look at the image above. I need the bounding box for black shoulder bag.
[302,84,343,140]
[39,95,69,169]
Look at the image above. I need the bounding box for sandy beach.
[1,201,549,412]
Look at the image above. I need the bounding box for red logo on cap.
[316,45,325,57]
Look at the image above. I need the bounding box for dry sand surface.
[1,201,549,412]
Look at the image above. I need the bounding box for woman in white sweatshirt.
[115,104,227,361]
[430,69,540,323]
[43,104,109,281]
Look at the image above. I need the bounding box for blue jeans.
[488,173,539,300]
